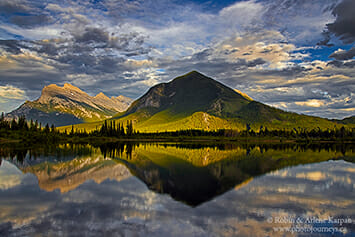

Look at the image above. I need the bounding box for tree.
[18,116,27,130]
[11,118,18,130]
[70,125,74,136]
[51,124,56,133]
[126,120,133,136]
[44,123,50,133]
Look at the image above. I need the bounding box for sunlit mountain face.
[6,83,133,126]
[0,142,354,236]
[0,0,354,120]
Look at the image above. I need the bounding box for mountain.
[6,83,133,126]
[124,70,251,117]
[339,116,355,125]
[63,71,348,132]
[110,71,338,131]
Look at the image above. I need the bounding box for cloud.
[0,0,33,14]
[155,30,295,80]
[9,15,53,29]
[327,0,355,43]
[270,90,355,119]
[0,40,23,54]
[124,59,156,69]
[329,47,355,60]
[295,99,325,108]
[219,0,264,30]
[327,59,355,68]
[0,24,150,78]
[0,51,67,102]
[0,0,54,29]
[0,84,28,113]
[262,0,337,44]
[0,84,26,100]
[213,30,299,69]
[74,27,109,44]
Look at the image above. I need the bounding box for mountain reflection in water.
[1,142,354,206]
[0,142,355,236]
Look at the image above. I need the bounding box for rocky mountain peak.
[7,83,133,126]
[63,83,84,92]
[95,92,110,100]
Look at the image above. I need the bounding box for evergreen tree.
[51,124,56,133]
[44,123,50,133]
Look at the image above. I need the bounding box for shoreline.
[1,135,354,145]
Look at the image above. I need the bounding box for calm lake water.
[0,142,354,236]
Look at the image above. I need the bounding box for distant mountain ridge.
[7,83,132,126]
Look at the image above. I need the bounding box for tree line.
[130,126,355,141]
[1,114,354,142]
[0,114,62,143]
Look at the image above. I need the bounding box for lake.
[0,142,354,236]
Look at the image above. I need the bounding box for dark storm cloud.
[33,39,65,56]
[55,53,126,74]
[0,0,54,29]
[327,0,355,43]
[67,28,147,55]
[317,31,334,46]
[246,58,267,67]
[190,49,213,61]
[0,40,24,54]
[327,59,355,68]
[75,27,109,44]
[262,0,338,45]
[0,0,32,14]
[9,15,53,29]
[329,47,355,60]
[0,27,150,76]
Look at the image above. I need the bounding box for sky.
[0,0,354,119]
